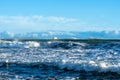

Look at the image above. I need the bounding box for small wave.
[0,41,40,48]
[0,40,87,49]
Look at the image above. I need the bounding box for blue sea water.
[0,40,120,80]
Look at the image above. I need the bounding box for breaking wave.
[0,40,120,79]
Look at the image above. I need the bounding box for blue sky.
[0,0,120,33]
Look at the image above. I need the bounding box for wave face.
[0,40,120,79]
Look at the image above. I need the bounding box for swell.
[0,61,120,79]
[0,40,120,74]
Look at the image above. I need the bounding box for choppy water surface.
[0,40,120,80]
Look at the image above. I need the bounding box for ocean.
[0,39,120,80]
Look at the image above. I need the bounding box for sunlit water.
[0,40,120,79]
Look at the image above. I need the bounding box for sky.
[0,0,120,33]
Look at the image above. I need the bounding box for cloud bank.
[1,31,120,39]
[0,15,119,33]
[0,15,79,33]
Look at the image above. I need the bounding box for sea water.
[0,39,120,80]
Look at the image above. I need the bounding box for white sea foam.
[0,40,120,73]
[24,41,40,48]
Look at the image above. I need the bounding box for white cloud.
[0,16,36,26]
[45,16,77,23]
[0,15,120,33]
[0,15,79,33]
[0,15,77,24]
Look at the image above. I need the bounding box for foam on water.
[0,40,120,79]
